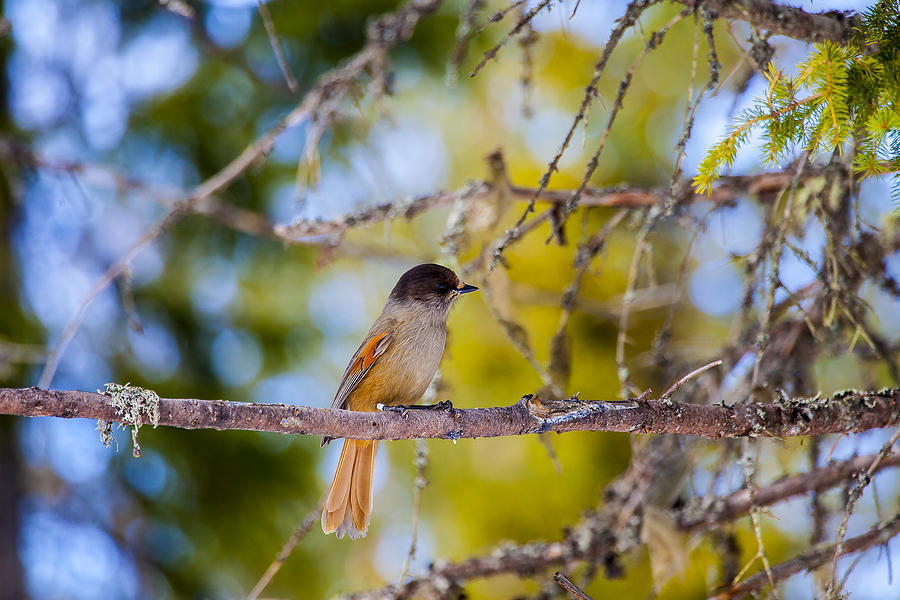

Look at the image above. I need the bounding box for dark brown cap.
[388,264,478,302]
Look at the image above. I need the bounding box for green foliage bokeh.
[3,1,896,599]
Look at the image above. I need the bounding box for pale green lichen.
[95,419,115,450]
[100,382,160,458]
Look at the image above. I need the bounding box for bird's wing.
[330,329,393,410]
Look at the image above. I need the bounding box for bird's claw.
[381,404,411,418]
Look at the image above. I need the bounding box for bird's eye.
[435,282,450,293]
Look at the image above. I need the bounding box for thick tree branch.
[273,163,848,242]
[711,513,900,599]
[678,451,900,530]
[2,135,866,246]
[676,0,858,45]
[0,387,897,441]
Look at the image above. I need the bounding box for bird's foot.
[378,403,409,418]
[432,400,454,411]
[410,400,454,412]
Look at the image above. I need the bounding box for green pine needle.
[695,1,900,198]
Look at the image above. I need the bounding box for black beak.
[457,284,478,294]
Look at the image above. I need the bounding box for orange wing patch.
[353,331,390,373]
[330,329,393,411]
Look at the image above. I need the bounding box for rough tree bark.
[675,0,859,44]
[0,386,897,441]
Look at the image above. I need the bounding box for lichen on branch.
[100,382,160,458]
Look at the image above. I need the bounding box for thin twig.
[475,0,526,36]
[666,12,708,207]
[828,426,900,596]
[490,0,658,264]
[734,440,776,596]
[547,8,691,243]
[661,360,723,400]
[553,571,594,600]
[398,439,429,584]
[257,0,299,93]
[246,496,326,600]
[749,160,803,390]
[548,209,628,390]
[604,11,694,395]
[448,0,486,79]
[38,212,183,389]
[469,0,552,78]
[700,5,721,89]
[517,7,538,118]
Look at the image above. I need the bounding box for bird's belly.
[346,328,445,411]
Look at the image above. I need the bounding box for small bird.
[321,264,478,539]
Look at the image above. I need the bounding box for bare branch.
[1,386,898,441]
[398,439,429,585]
[548,8,691,243]
[344,447,900,598]
[4,134,869,245]
[677,0,859,45]
[273,165,825,243]
[554,571,594,600]
[469,0,551,78]
[490,0,658,262]
[661,359,723,400]
[448,0,486,78]
[245,497,325,600]
[257,0,299,93]
[711,513,900,600]
[677,451,900,531]
[829,426,900,594]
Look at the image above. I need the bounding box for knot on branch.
[100,382,160,458]
[749,32,775,69]
[521,393,640,432]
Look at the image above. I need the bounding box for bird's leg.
[408,400,453,411]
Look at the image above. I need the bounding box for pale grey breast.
[389,312,446,404]
[373,297,449,405]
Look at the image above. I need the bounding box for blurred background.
[1,0,898,598]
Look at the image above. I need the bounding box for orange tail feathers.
[322,439,378,539]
